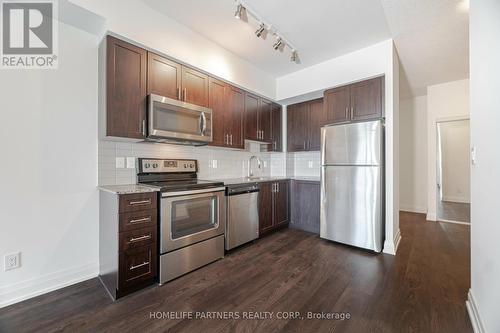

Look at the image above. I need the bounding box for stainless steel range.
[137,158,225,284]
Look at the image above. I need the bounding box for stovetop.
[140,179,224,192]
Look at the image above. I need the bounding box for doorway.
[436,119,471,224]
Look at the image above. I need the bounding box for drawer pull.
[129,199,151,206]
[130,261,150,270]
[129,235,151,243]
[129,217,151,224]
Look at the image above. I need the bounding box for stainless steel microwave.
[147,94,212,145]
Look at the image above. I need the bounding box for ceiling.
[141,0,469,97]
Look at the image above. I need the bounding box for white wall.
[438,120,470,203]
[277,39,401,255]
[468,1,500,332]
[70,0,276,99]
[426,79,469,221]
[0,23,99,307]
[399,95,427,213]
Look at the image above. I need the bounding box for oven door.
[148,94,212,143]
[161,187,225,253]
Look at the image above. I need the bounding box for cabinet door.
[291,181,320,234]
[258,182,274,235]
[274,181,290,227]
[226,85,245,149]
[308,98,325,151]
[270,103,282,152]
[208,77,228,147]
[181,66,209,107]
[324,86,350,125]
[106,36,147,139]
[147,52,181,100]
[350,77,383,121]
[287,102,309,152]
[245,93,259,141]
[259,98,273,143]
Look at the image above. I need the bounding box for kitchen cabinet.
[106,36,147,139]
[209,79,245,149]
[323,76,384,125]
[147,52,181,100]
[99,190,158,299]
[270,103,283,152]
[290,180,320,234]
[181,66,209,107]
[244,93,273,143]
[258,180,290,236]
[287,98,325,152]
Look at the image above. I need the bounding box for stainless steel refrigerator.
[320,120,384,252]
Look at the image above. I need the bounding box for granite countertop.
[98,184,160,195]
[213,176,320,186]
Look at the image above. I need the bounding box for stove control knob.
[190,163,194,168]
[145,163,150,168]
[153,163,158,168]
[183,164,187,168]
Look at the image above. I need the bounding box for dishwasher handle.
[226,185,260,196]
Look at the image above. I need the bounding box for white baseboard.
[0,262,99,308]
[383,228,401,255]
[466,289,485,333]
[426,212,437,221]
[442,195,470,204]
[399,204,427,214]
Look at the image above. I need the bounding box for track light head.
[255,23,266,38]
[273,37,283,50]
[234,4,245,20]
[290,50,298,62]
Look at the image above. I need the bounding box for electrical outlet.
[308,161,313,168]
[115,157,125,169]
[212,160,218,168]
[126,157,135,169]
[4,252,20,271]
[263,161,267,168]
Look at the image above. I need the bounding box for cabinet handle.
[129,217,151,224]
[230,134,233,145]
[130,261,150,270]
[225,134,228,145]
[273,141,277,150]
[129,234,151,243]
[303,141,306,150]
[141,119,146,137]
[129,199,151,206]
[351,107,354,118]
[345,107,348,119]
[183,88,187,101]
[177,87,181,100]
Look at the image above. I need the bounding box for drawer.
[119,226,157,252]
[118,245,157,291]
[119,210,157,232]
[119,192,157,213]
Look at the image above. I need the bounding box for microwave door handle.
[200,112,207,135]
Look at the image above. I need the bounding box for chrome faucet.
[248,155,262,178]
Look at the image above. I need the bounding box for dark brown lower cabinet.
[259,180,290,236]
[99,190,158,300]
[290,180,320,234]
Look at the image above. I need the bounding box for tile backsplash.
[286,151,321,177]
[98,139,288,185]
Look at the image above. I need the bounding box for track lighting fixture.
[273,37,283,50]
[234,4,245,20]
[290,50,298,62]
[255,23,266,38]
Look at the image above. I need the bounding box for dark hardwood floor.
[437,200,471,223]
[0,212,472,333]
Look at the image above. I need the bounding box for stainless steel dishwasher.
[225,183,260,250]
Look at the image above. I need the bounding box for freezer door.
[321,120,383,166]
[320,165,384,252]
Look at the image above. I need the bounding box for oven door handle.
[162,186,226,198]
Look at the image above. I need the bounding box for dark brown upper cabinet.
[106,36,147,139]
[287,98,325,152]
[270,103,283,152]
[208,79,245,149]
[244,93,273,143]
[208,77,227,147]
[147,52,181,100]
[181,66,209,107]
[323,76,384,125]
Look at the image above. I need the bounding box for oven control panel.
[140,159,197,173]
